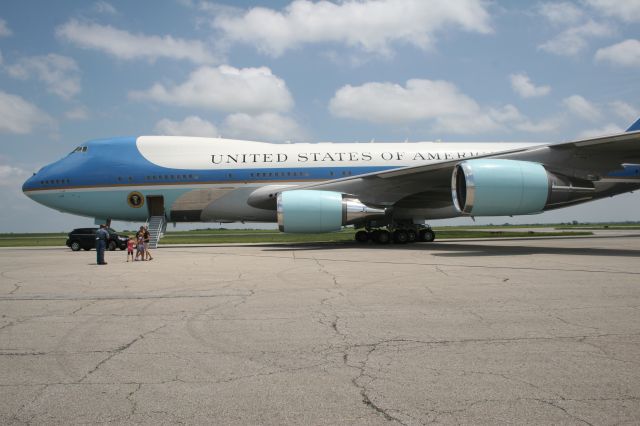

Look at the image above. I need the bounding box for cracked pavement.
[1,233,640,424]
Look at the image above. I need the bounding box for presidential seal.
[127,192,144,208]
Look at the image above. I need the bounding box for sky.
[0,0,639,232]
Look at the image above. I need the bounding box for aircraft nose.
[22,173,38,195]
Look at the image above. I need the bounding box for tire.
[355,230,370,243]
[70,241,81,251]
[406,229,417,243]
[108,241,117,251]
[373,229,391,244]
[392,230,408,244]
[419,229,436,242]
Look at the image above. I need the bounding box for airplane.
[22,118,640,244]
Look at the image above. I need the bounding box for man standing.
[96,224,109,265]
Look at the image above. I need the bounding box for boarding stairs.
[145,215,166,249]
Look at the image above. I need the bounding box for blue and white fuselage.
[22,136,528,223]
[22,133,640,234]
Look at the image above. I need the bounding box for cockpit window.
[70,146,89,154]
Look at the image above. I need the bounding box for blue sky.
[1,0,639,232]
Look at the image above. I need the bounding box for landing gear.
[354,224,435,245]
[371,229,391,244]
[392,229,408,244]
[418,229,436,242]
[355,230,370,243]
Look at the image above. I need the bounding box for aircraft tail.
[626,117,640,132]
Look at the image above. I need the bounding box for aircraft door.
[147,195,165,217]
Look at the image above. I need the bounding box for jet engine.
[452,159,595,216]
[277,190,386,233]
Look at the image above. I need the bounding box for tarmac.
[1,232,640,425]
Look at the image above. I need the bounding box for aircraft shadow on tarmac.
[253,237,640,258]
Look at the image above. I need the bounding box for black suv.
[66,228,129,251]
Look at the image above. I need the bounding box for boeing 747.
[22,118,640,243]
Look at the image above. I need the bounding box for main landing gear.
[354,226,436,244]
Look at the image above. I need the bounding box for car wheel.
[108,241,117,251]
[70,241,81,251]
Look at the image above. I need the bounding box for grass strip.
[0,229,595,247]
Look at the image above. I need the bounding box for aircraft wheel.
[393,230,408,244]
[406,229,417,243]
[373,229,390,244]
[419,229,436,242]
[355,230,370,243]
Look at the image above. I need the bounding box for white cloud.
[595,39,640,67]
[222,113,305,142]
[329,79,560,134]
[539,2,584,25]
[65,106,89,120]
[509,73,551,98]
[0,18,11,37]
[0,163,30,188]
[6,54,81,100]
[329,79,479,124]
[0,91,51,134]
[130,65,293,114]
[56,19,217,64]
[154,116,219,137]
[585,0,640,23]
[610,101,639,122]
[213,0,492,56]
[539,20,612,56]
[93,1,117,14]
[563,95,601,121]
[578,123,624,138]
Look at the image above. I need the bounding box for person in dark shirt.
[96,224,109,265]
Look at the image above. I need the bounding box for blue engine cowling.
[452,159,550,216]
[277,190,386,233]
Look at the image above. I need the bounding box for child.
[126,236,135,262]
[135,234,145,261]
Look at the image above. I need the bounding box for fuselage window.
[82,146,88,152]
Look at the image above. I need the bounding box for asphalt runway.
[1,233,640,424]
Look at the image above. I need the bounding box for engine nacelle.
[452,159,550,216]
[277,190,386,233]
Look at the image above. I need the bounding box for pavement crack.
[79,324,167,382]
[71,300,99,315]
[347,342,407,425]
[312,257,340,288]
[535,398,594,426]
[125,383,142,420]
[434,265,449,277]
[8,282,22,295]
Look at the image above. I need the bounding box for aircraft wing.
[286,130,640,207]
